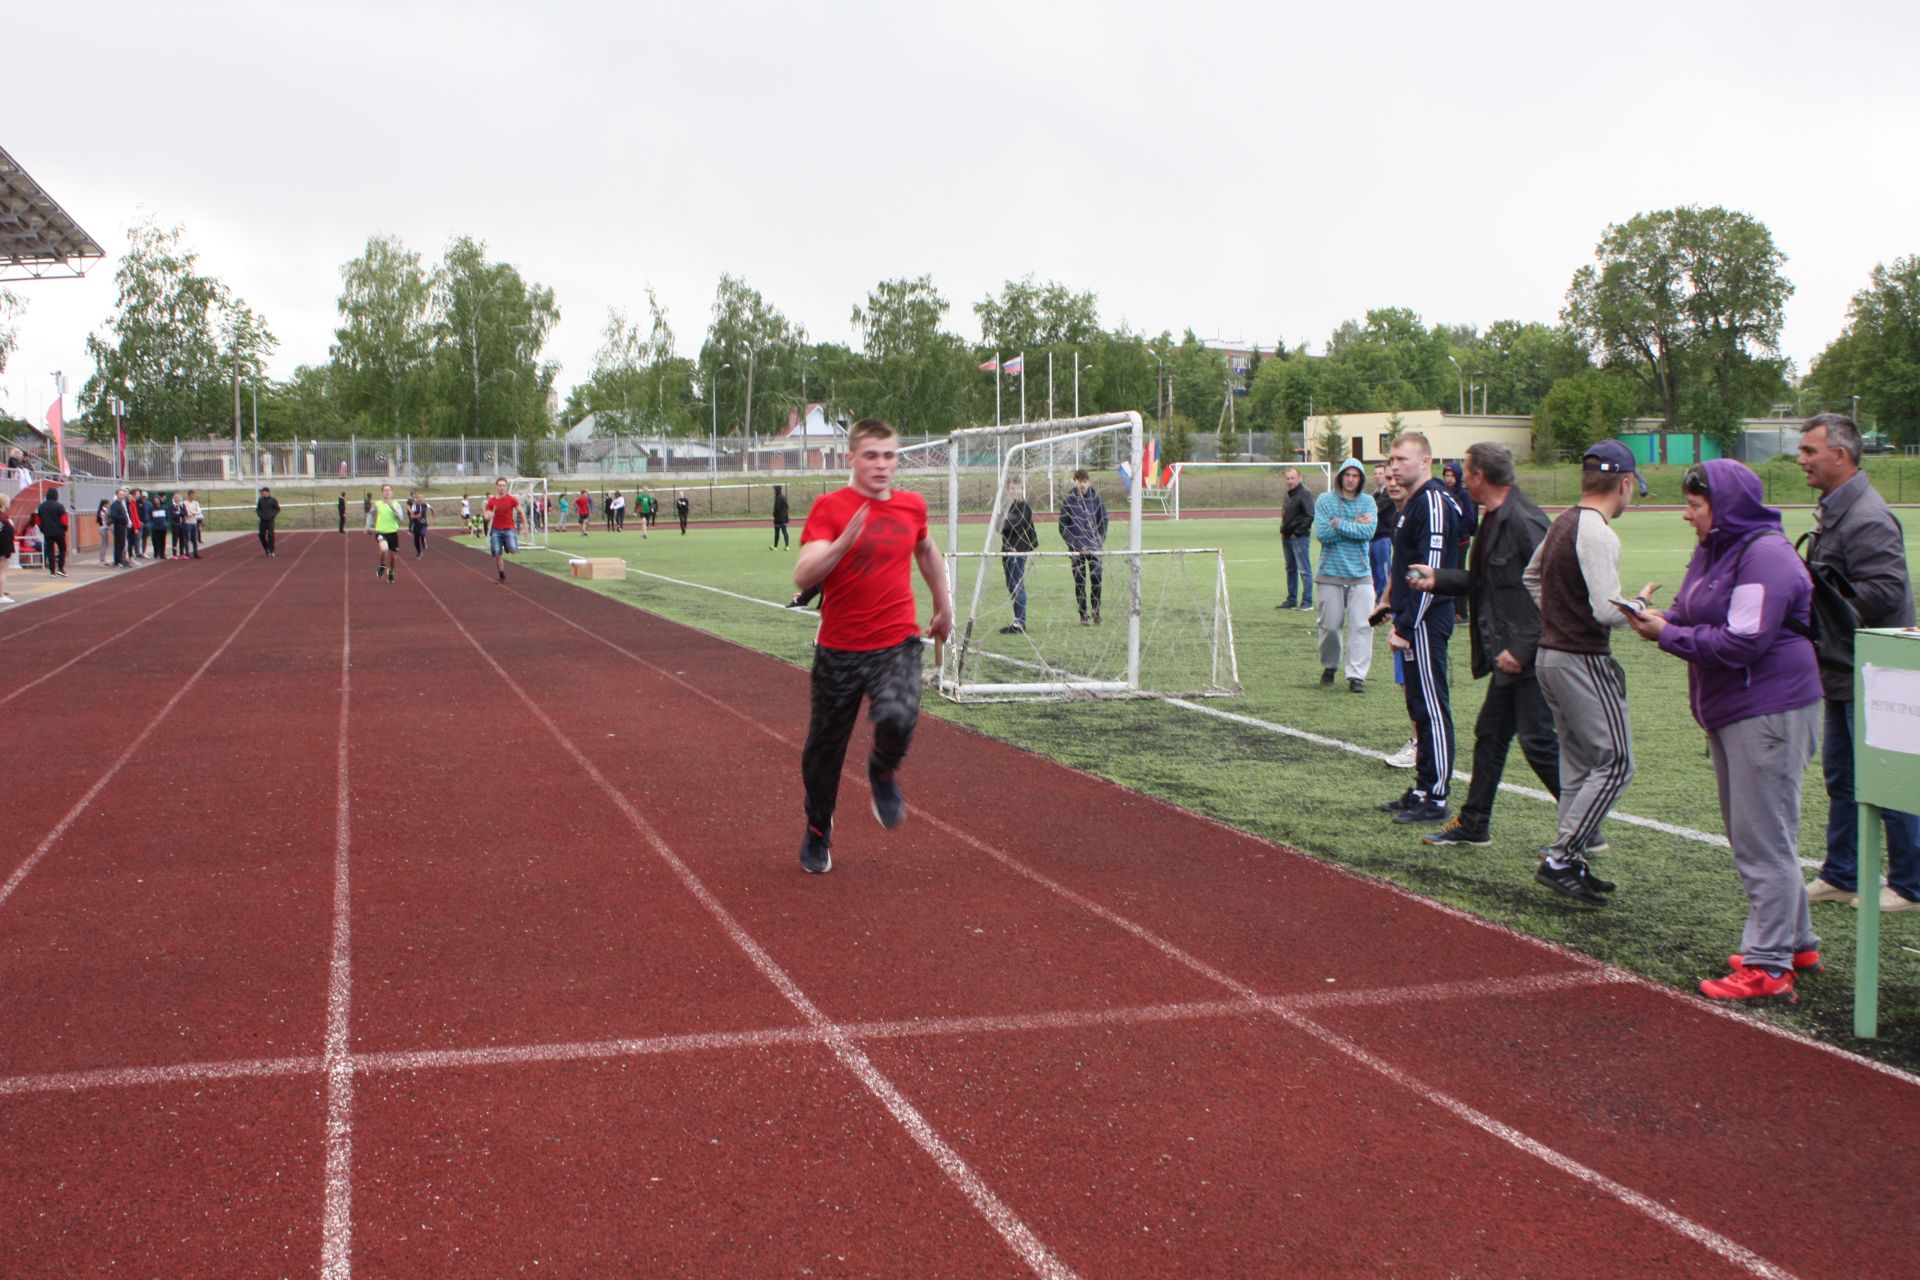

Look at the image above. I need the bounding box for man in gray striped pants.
[1523,440,1655,905]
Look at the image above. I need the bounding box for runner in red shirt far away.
[483,477,520,583]
[792,418,953,875]
[574,488,591,537]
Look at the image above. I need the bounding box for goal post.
[505,476,549,550]
[1169,460,1332,520]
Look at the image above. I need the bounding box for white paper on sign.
[1863,664,1920,757]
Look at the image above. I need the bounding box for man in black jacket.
[107,487,132,567]
[1059,469,1108,624]
[998,476,1038,633]
[34,487,69,577]
[256,486,280,557]
[1407,442,1561,847]
[771,484,790,549]
[1279,467,1315,609]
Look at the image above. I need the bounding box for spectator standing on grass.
[675,491,690,534]
[1377,471,1419,770]
[1313,459,1375,691]
[1059,468,1108,625]
[371,483,407,583]
[408,491,432,558]
[95,498,111,565]
[484,476,520,584]
[337,492,347,534]
[1523,439,1651,905]
[998,475,1038,634]
[612,490,627,532]
[0,500,15,602]
[1279,467,1315,610]
[33,486,70,577]
[792,418,953,875]
[1444,460,1479,543]
[1621,459,1823,1000]
[1370,465,1395,597]
[1407,442,1561,850]
[107,488,131,567]
[1796,412,1919,912]
[644,488,659,530]
[771,484,790,549]
[185,490,204,558]
[168,492,190,559]
[255,486,279,558]
[1375,433,1466,826]
[575,488,591,536]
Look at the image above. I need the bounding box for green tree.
[1318,413,1345,464]
[699,274,797,438]
[262,363,349,440]
[1160,412,1196,465]
[332,234,431,435]
[1564,206,1792,442]
[81,218,261,444]
[0,288,22,375]
[1168,329,1231,444]
[1323,307,1452,410]
[1815,255,1920,443]
[848,275,979,434]
[427,235,560,438]
[1534,370,1640,458]
[972,275,1100,352]
[1468,320,1590,415]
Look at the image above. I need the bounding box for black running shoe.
[1378,792,1417,813]
[376,566,384,580]
[998,623,1025,635]
[1320,667,1336,685]
[800,826,832,874]
[1422,819,1490,847]
[499,570,507,583]
[1577,863,1617,894]
[1536,860,1608,905]
[1392,800,1450,825]
[1348,678,1366,693]
[870,766,906,830]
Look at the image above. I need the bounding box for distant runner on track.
[484,477,521,583]
[792,418,953,875]
[370,483,408,584]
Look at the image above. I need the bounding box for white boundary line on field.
[321,537,356,1280]
[413,566,1078,1280]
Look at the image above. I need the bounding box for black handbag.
[1791,531,1863,674]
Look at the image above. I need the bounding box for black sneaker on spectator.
[1422,819,1490,847]
[1536,860,1607,905]
[1392,799,1449,825]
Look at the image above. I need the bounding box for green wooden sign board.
[1852,628,1920,1037]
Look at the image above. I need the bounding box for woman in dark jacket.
[1622,459,1823,1002]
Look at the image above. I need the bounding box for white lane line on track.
[413,565,1078,1280]
[321,536,355,1280]
[0,537,320,916]
[460,559,1811,1275]
[0,1053,324,1097]
[0,559,252,708]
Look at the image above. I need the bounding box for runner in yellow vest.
[371,482,409,583]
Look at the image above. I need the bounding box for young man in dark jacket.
[107,487,132,567]
[34,487,69,577]
[1374,433,1466,825]
[1279,467,1315,609]
[771,485,791,549]
[998,476,1039,633]
[0,500,15,602]
[256,487,281,557]
[1369,465,1395,596]
[1407,442,1560,848]
[1058,469,1108,624]
[1797,412,1919,911]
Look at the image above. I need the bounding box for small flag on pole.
[978,358,999,372]
[1003,355,1025,376]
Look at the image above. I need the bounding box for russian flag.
[1003,355,1024,376]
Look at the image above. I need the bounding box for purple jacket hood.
[1657,459,1822,730]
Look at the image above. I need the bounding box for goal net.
[497,477,549,550]
[1169,461,1332,519]
[933,412,1241,702]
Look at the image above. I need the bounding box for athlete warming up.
[484,477,520,582]
[370,483,408,583]
[793,419,953,874]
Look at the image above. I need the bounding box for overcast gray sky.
[7,0,1916,425]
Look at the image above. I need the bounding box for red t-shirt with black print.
[800,486,928,651]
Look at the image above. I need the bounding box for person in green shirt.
[370,482,409,583]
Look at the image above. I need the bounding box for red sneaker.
[1701,965,1796,1003]
[1728,950,1823,976]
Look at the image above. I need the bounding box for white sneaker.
[1806,878,1858,907]
[0,594,14,604]
[1873,886,1919,913]
[1384,738,1417,769]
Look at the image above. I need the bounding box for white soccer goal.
[505,477,549,551]
[934,412,1241,702]
[1168,460,1332,520]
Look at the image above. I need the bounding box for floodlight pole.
[1446,354,1465,415]
[739,343,754,474]
[232,363,243,481]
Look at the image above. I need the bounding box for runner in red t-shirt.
[792,419,953,874]
[574,489,591,538]
[483,477,521,583]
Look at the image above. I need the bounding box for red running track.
[3,530,1918,1277]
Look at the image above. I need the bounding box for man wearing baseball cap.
[1522,438,1658,905]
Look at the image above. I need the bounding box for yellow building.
[1301,409,1534,464]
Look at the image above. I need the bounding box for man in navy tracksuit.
[1375,431,1466,824]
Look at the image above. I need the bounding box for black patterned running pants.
[801,637,923,833]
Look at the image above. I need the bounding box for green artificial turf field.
[474,496,1920,1069]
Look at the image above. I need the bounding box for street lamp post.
[739,343,755,474]
[1143,345,1166,423]
[1446,355,1465,415]
[710,362,730,481]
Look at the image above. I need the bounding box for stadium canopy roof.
[1,144,103,282]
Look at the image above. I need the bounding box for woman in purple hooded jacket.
[1623,458,1823,1003]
